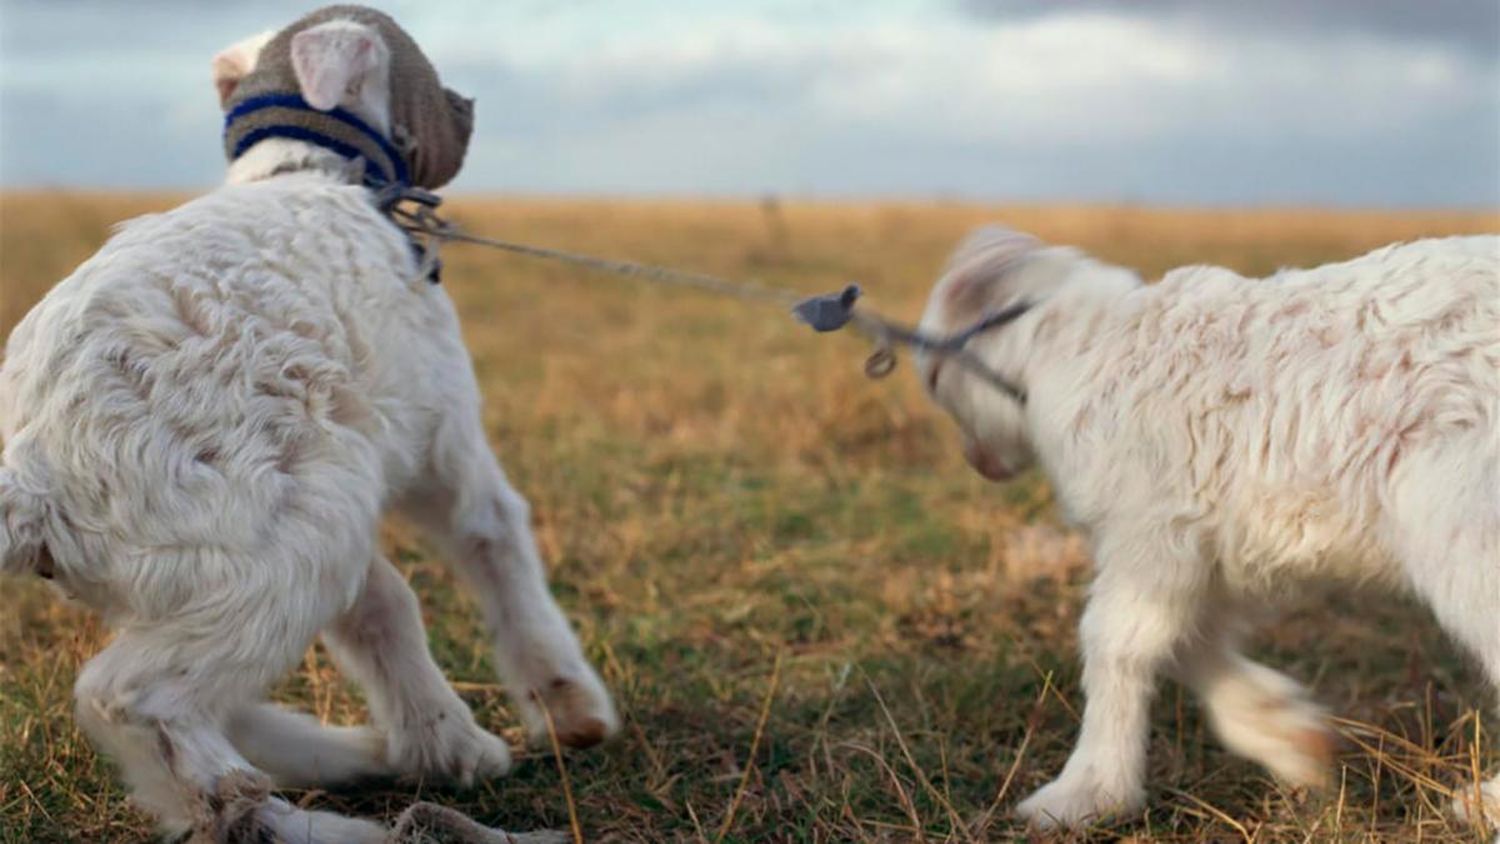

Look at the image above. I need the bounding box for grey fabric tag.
[793,284,862,332]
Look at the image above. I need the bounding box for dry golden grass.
[1,192,1496,843]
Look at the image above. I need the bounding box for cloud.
[956,0,1500,58]
[457,6,1498,205]
[0,0,1495,206]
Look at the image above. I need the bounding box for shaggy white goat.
[0,12,616,843]
[917,228,1499,830]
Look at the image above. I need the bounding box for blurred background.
[2,0,1497,206]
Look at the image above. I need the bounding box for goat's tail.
[0,467,48,576]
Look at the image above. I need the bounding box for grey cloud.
[956,0,1500,57]
[0,0,304,58]
[1,0,1495,206]
[486,93,1498,208]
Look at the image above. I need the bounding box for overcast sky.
[1,0,1496,207]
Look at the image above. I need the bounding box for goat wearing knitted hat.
[220,4,474,189]
[2,6,617,842]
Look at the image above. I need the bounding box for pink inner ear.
[211,52,249,107]
[943,277,976,307]
[943,270,996,316]
[941,229,1041,314]
[291,25,375,111]
[211,31,273,108]
[215,76,239,106]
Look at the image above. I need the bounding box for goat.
[916,227,1499,830]
[0,7,617,841]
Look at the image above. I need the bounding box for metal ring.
[864,346,897,379]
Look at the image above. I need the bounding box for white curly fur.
[918,228,1499,831]
[0,17,616,842]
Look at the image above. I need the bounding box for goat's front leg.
[318,554,513,784]
[1016,530,1208,830]
[403,413,619,749]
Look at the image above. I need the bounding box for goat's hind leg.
[402,411,619,749]
[227,703,391,789]
[76,624,385,843]
[1176,605,1335,789]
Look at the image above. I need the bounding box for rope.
[439,227,805,306]
[385,194,798,307]
[377,186,1031,402]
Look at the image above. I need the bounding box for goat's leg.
[1016,530,1207,829]
[1423,588,1499,828]
[1175,608,1335,789]
[227,703,391,788]
[1417,577,1499,826]
[1387,441,1500,829]
[75,624,385,843]
[401,412,618,749]
[227,558,512,788]
[319,554,512,785]
[1452,661,1500,832]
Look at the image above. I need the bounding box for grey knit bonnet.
[223,5,473,189]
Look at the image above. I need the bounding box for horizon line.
[0,187,1496,217]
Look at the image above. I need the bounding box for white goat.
[0,11,616,843]
[916,228,1499,830]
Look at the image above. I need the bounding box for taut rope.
[377,185,1032,403]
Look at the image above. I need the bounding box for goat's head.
[916,226,1080,482]
[214,5,474,189]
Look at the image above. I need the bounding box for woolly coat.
[0,175,474,631]
[936,235,1500,595]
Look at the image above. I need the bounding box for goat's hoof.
[1263,718,1338,791]
[1015,774,1141,830]
[457,725,515,784]
[1451,778,1500,830]
[388,711,513,787]
[527,672,620,750]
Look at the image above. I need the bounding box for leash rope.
[377,185,1031,402]
[422,220,800,307]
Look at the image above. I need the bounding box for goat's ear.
[211,30,274,107]
[290,20,388,111]
[942,226,1041,311]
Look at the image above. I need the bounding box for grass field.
[1,193,1497,842]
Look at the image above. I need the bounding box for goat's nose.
[963,438,1014,482]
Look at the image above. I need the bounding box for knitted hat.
[223,5,473,189]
